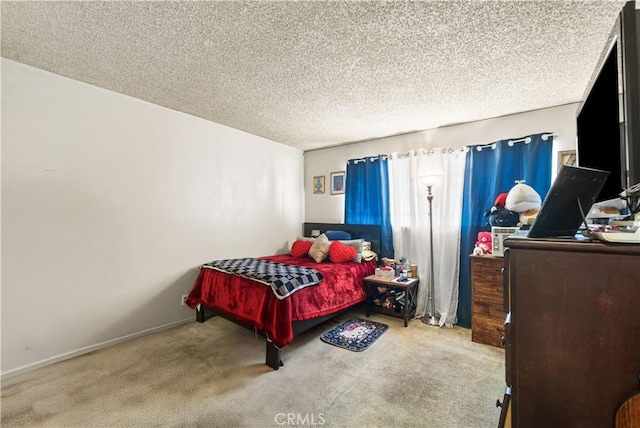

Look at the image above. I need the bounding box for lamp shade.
[419,174,441,188]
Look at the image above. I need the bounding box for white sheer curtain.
[388,148,466,327]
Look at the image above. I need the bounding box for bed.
[186,223,382,370]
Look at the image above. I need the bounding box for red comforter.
[186,254,377,348]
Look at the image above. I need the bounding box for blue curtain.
[457,134,554,328]
[345,155,394,259]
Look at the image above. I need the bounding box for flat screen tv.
[576,1,640,202]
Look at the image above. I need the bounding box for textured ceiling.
[1,1,631,151]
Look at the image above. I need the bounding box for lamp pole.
[422,184,440,326]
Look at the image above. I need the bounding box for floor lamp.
[420,174,441,326]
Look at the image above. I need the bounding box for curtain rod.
[356,132,559,161]
[473,132,558,151]
[390,147,466,159]
[350,154,389,164]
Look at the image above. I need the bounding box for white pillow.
[337,239,364,262]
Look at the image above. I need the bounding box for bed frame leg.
[196,305,205,323]
[266,339,284,370]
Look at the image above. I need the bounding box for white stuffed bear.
[505,180,542,226]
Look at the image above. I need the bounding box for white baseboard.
[1,317,194,381]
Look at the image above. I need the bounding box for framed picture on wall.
[313,176,325,194]
[330,171,345,195]
[558,150,577,172]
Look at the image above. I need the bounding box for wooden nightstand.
[364,275,419,327]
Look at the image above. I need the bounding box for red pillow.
[329,241,357,263]
[291,240,313,258]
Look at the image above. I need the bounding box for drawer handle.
[496,399,503,408]
[501,336,505,346]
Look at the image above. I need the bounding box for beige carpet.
[1,309,505,427]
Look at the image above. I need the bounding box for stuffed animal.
[473,231,493,255]
[505,180,542,226]
[485,193,509,215]
[485,192,520,227]
[488,208,521,227]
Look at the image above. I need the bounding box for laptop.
[525,165,610,239]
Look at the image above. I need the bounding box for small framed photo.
[313,176,325,194]
[330,171,345,195]
[558,150,577,172]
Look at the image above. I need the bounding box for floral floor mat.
[320,318,388,352]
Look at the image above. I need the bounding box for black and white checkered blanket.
[201,258,324,300]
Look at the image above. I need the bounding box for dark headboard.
[303,223,382,258]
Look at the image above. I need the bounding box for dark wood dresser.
[498,238,640,428]
[470,255,505,348]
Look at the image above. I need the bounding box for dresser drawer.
[504,312,512,386]
[471,255,503,281]
[472,314,505,347]
[473,299,506,320]
[473,286,504,309]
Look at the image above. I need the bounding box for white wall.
[1,59,304,375]
[304,104,578,222]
